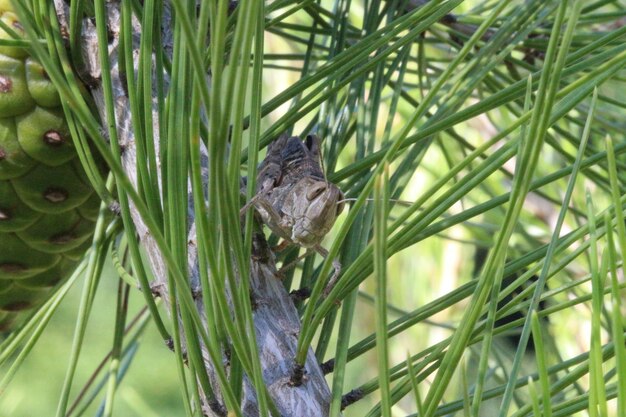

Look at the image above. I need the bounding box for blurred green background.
[1,260,183,417]
[2,0,626,416]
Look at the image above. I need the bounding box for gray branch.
[54,2,333,415]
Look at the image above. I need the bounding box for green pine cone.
[0,3,99,332]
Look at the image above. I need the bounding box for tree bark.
[54,2,333,416]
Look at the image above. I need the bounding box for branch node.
[341,388,365,410]
[150,282,165,298]
[165,337,175,351]
[289,287,311,301]
[289,362,307,387]
[320,358,334,375]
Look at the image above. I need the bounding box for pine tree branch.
[54,1,333,415]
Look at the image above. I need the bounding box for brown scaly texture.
[251,134,344,249]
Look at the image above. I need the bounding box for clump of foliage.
[2,1,626,416]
